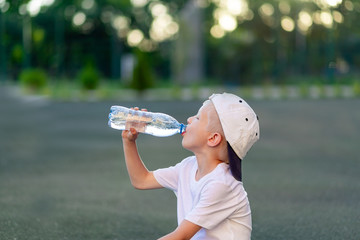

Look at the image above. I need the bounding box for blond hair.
[203,100,228,163]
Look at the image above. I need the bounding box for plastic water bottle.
[108,106,186,137]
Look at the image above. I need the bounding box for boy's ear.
[207,132,223,147]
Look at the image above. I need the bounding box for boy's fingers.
[130,107,147,112]
[130,128,138,135]
[122,128,139,141]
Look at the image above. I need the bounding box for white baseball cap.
[209,93,260,159]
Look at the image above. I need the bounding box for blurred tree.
[19,68,47,92]
[131,49,154,94]
[173,0,204,85]
[1,0,359,86]
[0,11,6,81]
[77,63,100,90]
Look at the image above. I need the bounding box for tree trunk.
[172,0,204,86]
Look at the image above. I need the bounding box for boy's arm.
[122,127,163,190]
[158,220,201,240]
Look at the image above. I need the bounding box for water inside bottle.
[108,106,186,137]
[145,125,180,137]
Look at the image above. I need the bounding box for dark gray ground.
[1,86,359,239]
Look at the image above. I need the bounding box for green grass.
[0,88,359,239]
[11,77,360,102]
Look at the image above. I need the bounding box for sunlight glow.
[210,0,251,37]
[150,13,179,42]
[19,4,27,15]
[219,12,237,31]
[279,1,290,15]
[325,0,342,7]
[131,0,149,8]
[259,3,274,17]
[320,11,333,28]
[226,0,248,16]
[112,16,129,30]
[27,0,55,16]
[195,0,210,8]
[313,11,322,25]
[298,11,313,33]
[344,0,354,11]
[259,3,275,27]
[333,11,344,23]
[150,2,167,17]
[210,25,225,38]
[281,16,295,32]
[73,12,86,26]
[299,11,313,28]
[0,0,9,13]
[112,16,130,38]
[138,39,157,52]
[127,29,144,47]
[82,0,95,10]
[148,2,179,41]
[316,0,343,8]
[109,0,349,44]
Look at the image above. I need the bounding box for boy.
[122,93,260,240]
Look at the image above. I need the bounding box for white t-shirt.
[154,156,252,240]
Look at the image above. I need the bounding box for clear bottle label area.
[124,110,151,133]
[108,106,186,137]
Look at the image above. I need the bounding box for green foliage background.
[1,0,359,88]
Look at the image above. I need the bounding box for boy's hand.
[121,107,162,190]
[158,220,201,240]
[122,127,139,142]
[121,107,147,142]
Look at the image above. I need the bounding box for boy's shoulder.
[179,155,197,166]
[203,163,244,190]
[169,156,196,173]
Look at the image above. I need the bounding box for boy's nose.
[187,116,193,124]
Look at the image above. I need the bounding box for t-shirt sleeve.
[153,162,182,192]
[185,182,246,229]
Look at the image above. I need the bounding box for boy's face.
[182,101,216,152]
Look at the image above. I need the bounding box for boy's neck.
[195,153,223,181]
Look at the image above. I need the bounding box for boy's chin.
[181,139,190,151]
[181,139,186,148]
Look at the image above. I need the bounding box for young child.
[121,93,260,240]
